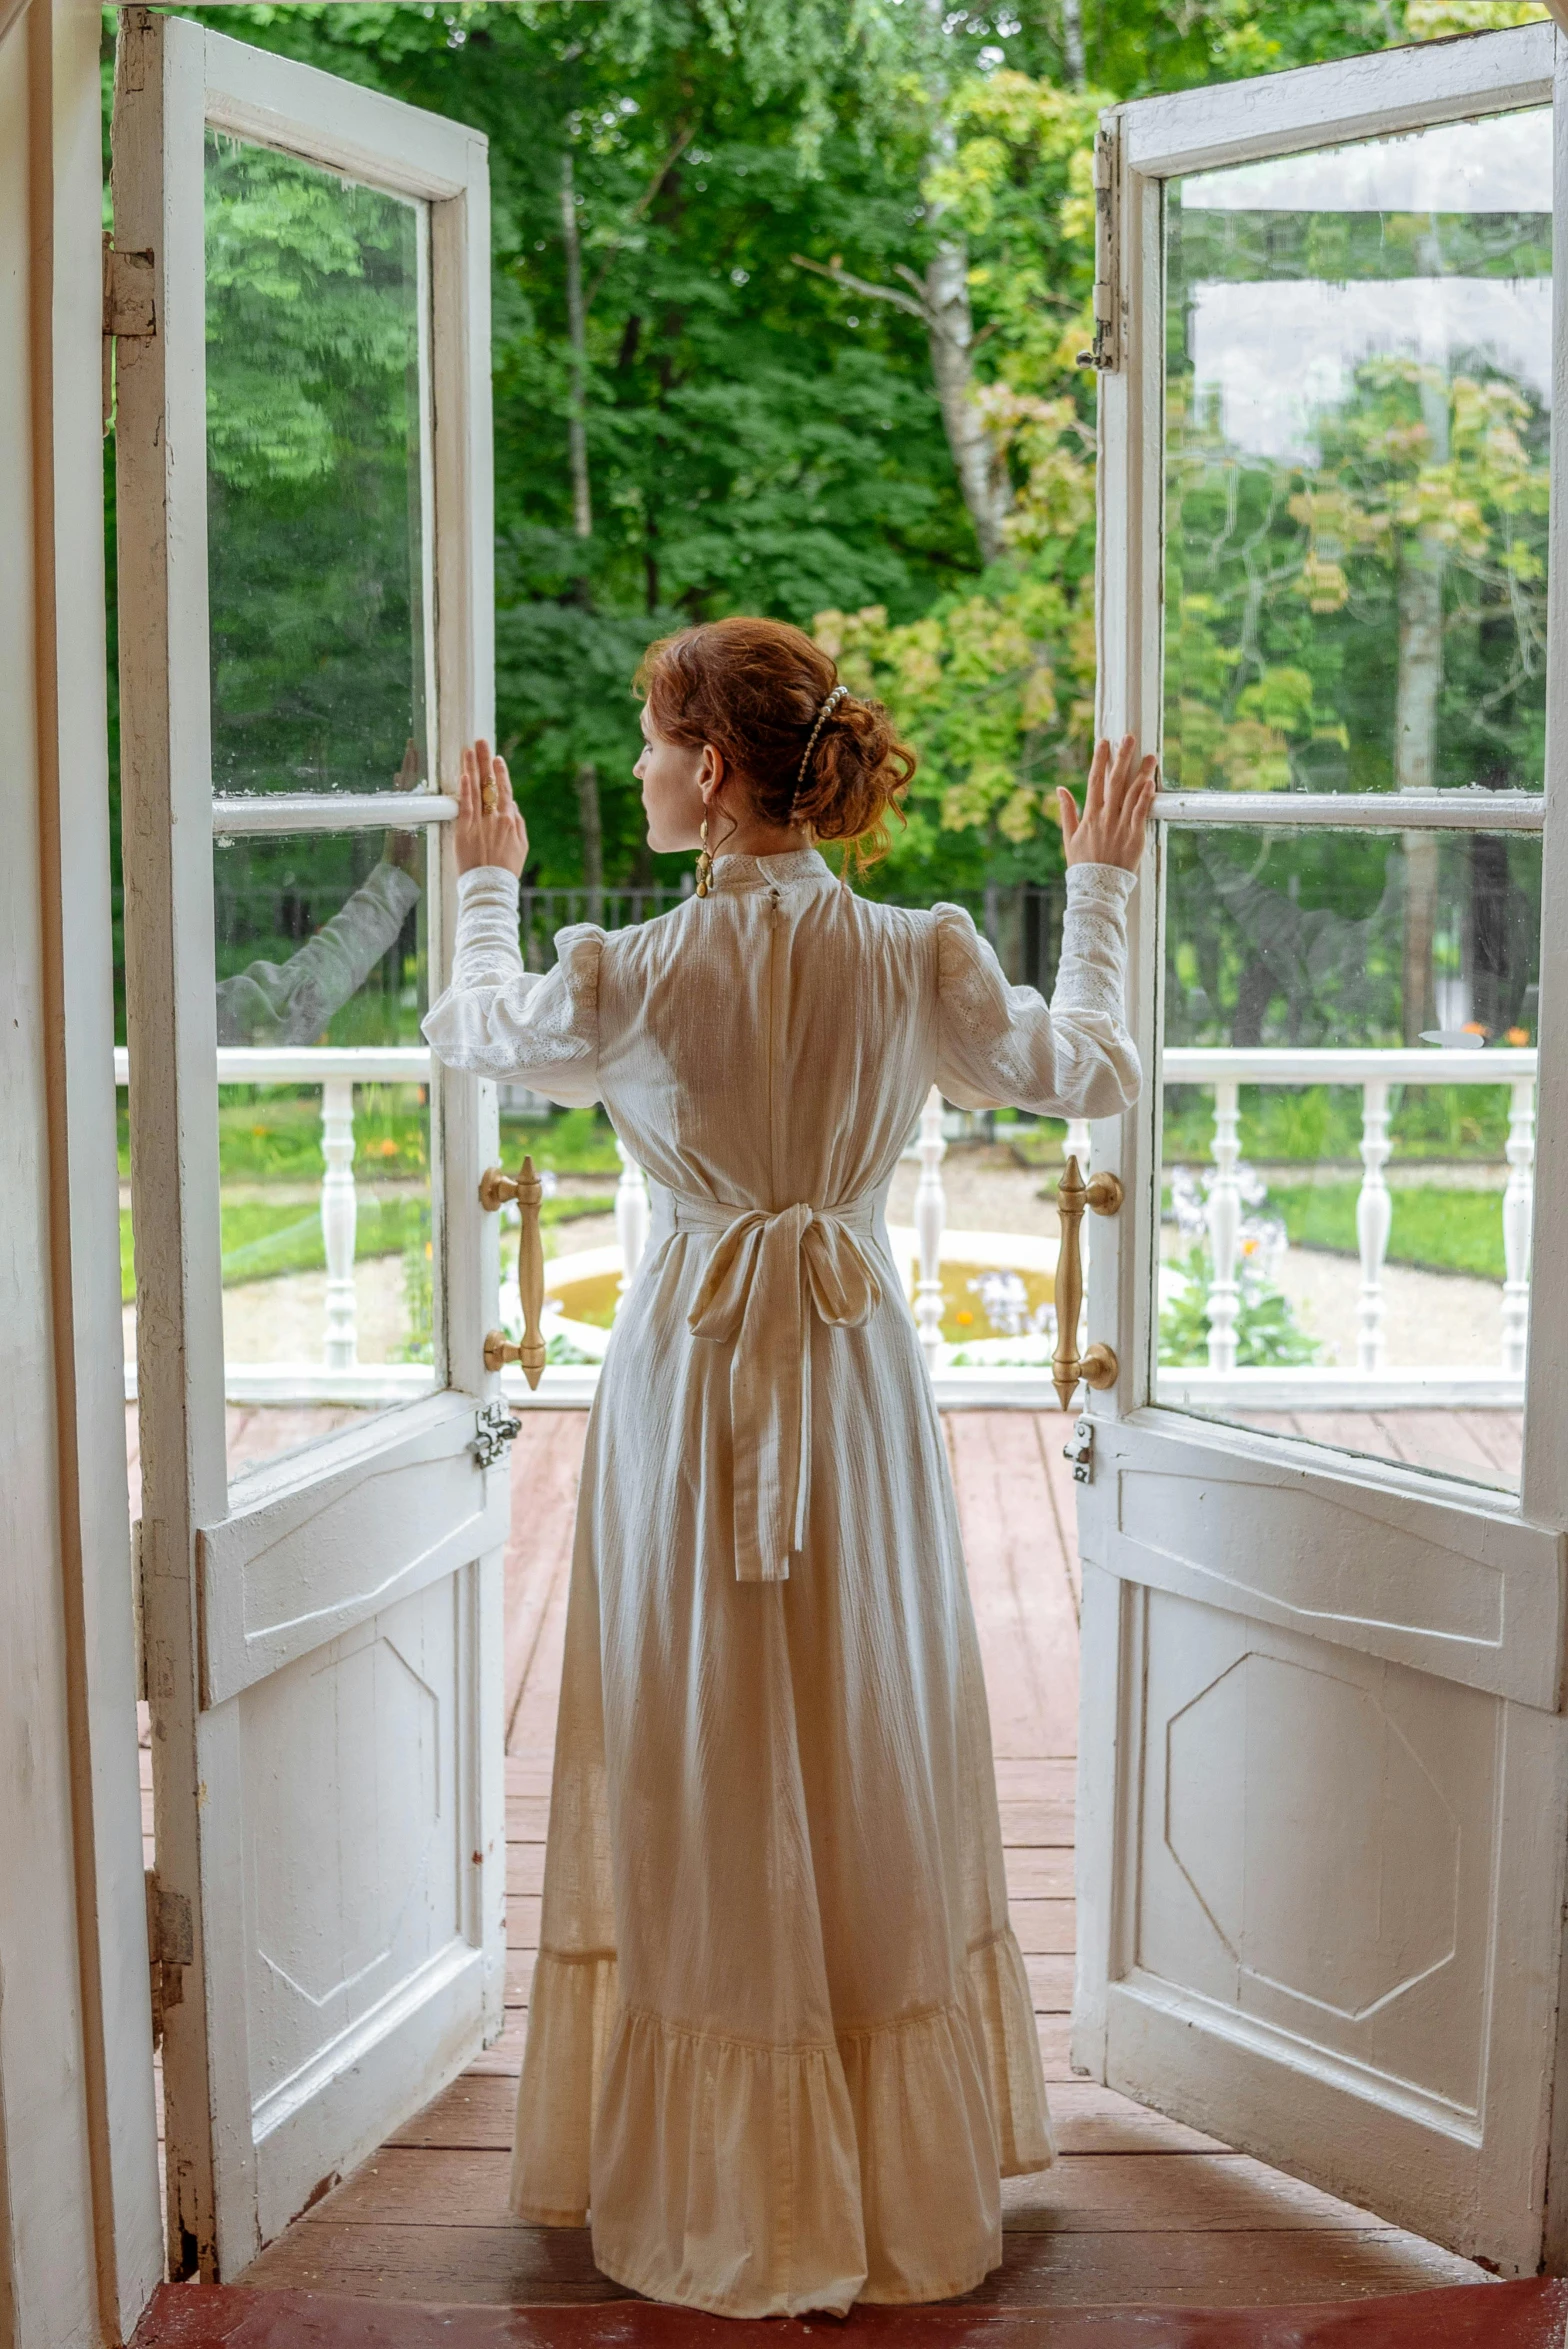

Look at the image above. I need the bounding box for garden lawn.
[119,1188,612,1302]
[1266,1182,1507,1284]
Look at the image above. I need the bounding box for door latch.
[1063,1417,1095,1485]
[472,1399,522,1468]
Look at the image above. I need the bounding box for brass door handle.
[1052,1154,1123,1411]
[480,1156,547,1390]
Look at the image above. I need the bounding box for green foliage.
[1159,1080,1517,1165]
[399,1204,434,1363]
[1268,1180,1509,1282]
[505,1105,624,1174]
[203,132,429,799]
[119,1190,423,1302]
[166,0,1430,900]
[1159,1242,1323,1367]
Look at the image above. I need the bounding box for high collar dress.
[423,847,1139,2319]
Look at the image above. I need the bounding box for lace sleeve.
[215,861,421,1047]
[935,864,1140,1118]
[422,866,602,1106]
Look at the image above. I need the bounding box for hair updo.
[634,616,915,874]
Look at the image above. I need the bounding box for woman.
[423,617,1154,2319]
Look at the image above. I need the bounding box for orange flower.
[1506,1026,1531,1046]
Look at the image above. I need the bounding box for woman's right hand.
[1058,734,1158,872]
[455,740,528,877]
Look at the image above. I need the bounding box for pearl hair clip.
[795,685,848,799]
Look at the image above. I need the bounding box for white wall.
[0,1,163,2339]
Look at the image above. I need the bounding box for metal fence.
[519,880,1066,991]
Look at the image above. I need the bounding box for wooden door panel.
[200,1397,507,1706]
[111,11,501,2274]
[1089,1417,1562,1709]
[1132,1587,1496,2118]
[241,1577,463,2110]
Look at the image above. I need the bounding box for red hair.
[635,617,914,874]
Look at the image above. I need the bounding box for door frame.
[1078,17,1568,2272]
[1,0,166,2337]
[113,9,502,2276]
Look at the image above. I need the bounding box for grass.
[1260,1183,1507,1284]
[119,1188,612,1303]
[117,1093,625,1184]
[997,1084,1524,1174]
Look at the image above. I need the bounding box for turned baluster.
[615,1137,651,1299]
[914,1085,947,1374]
[320,1077,359,1372]
[1356,1079,1392,1373]
[1204,1081,1242,1373]
[1502,1078,1535,1376]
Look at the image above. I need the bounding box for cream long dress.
[423,846,1139,2319]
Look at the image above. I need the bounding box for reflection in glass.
[213,831,437,1483]
[205,133,429,797]
[1165,109,1551,797]
[1163,826,1541,1049]
[1155,828,1541,1493]
[213,827,429,1047]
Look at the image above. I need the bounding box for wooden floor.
[226,1409,1484,2309]
[1243,1408,1521,1491]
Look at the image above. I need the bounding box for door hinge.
[1076,119,1121,373]
[102,233,156,435]
[1063,1416,1095,1485]
[471,1399,522,1468]
[146,1872,193,2050]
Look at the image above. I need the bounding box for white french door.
[113,15,507,2277]
[1076,21,1568,2271]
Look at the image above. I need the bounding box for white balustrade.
[1356,1080,1392,1372]
[615,1136,651,1295]
[109,1041,1539,1398]
[1203,1081,1242,1373]
[1164,1047,1538,1380]
[1503,1078,1536,1376]
[913,1084,947,1374]
[320,1076,359,1371]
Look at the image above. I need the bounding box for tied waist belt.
[673,1192,884,1585]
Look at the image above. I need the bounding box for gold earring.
[695,814,714,898]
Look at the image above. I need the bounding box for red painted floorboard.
[132,2279,1568,2349]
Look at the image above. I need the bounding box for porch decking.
[148,1410,1487,2309]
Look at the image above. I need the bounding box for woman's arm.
[934,866,1139,1121]
[935,732,1153,1118]
[423,745,602,1102]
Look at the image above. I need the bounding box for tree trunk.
[1396,374,1447,1044]
[919,0,1010,566]
[924,239,1009,563]
[1061,0,1086,87]
[1396,549,1443,1042]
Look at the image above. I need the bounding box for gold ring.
[481,783,498,813]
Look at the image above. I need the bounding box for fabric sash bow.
[680,1196,884,1584]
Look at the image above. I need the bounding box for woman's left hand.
[455,740,528,877]
[1058,734,1158,871]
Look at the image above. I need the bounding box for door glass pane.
[212,825,438,1482]
[205,133,431,797]
[1165,108,1551,796]
[1154,826,1540,1493]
